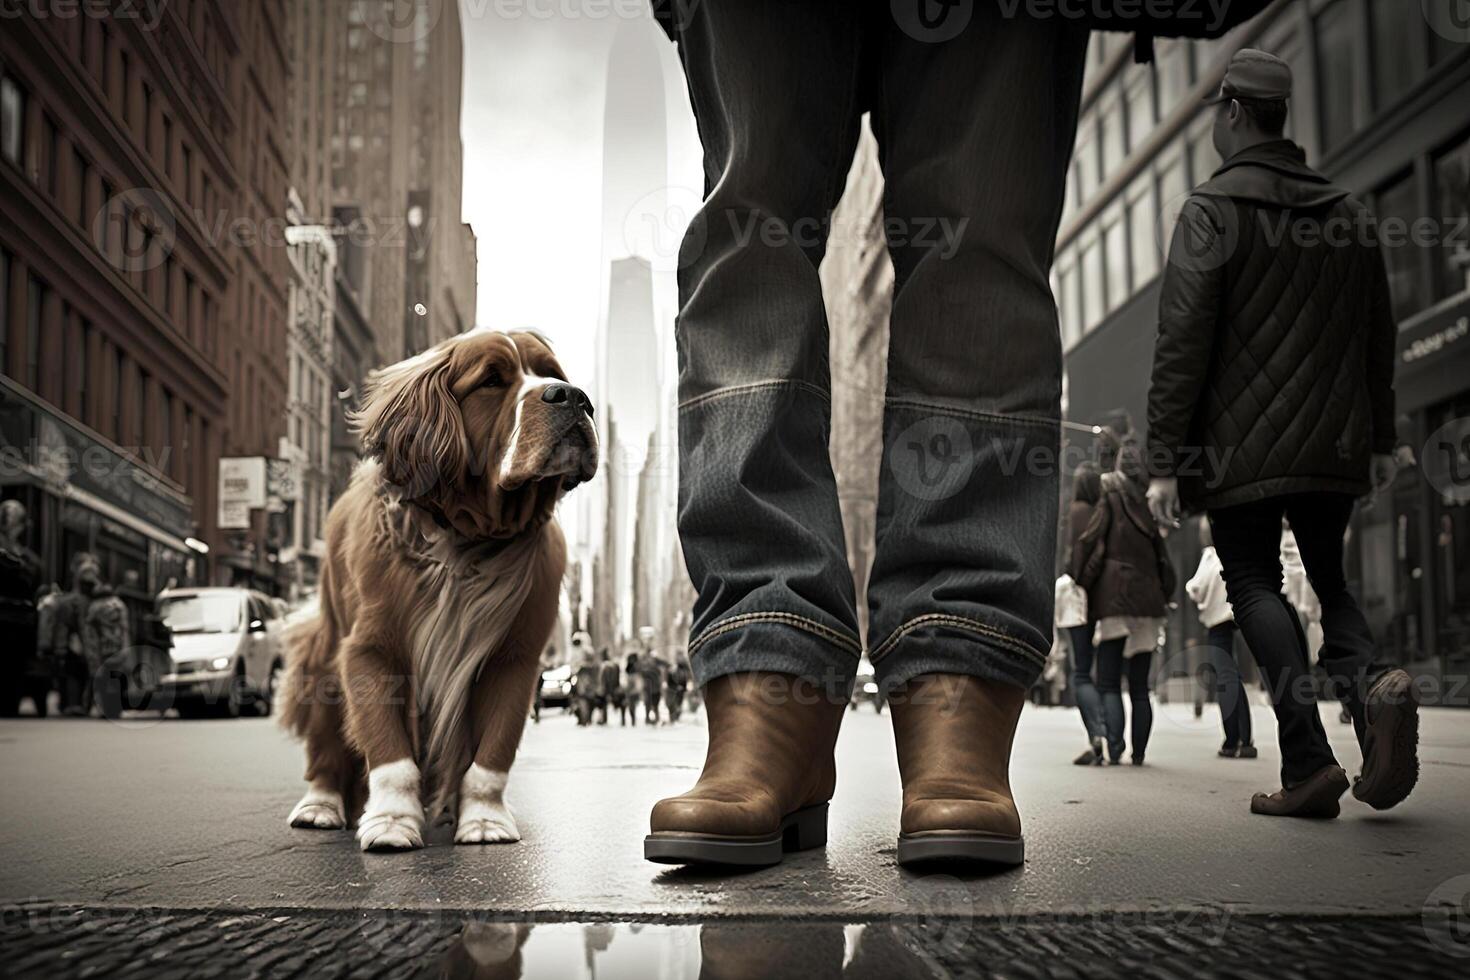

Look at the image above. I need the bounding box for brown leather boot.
[1251,764,1349,818]
[890,674,1025,868]
[645,671,844,866]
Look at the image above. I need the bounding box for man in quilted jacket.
[1145,49,1417,819]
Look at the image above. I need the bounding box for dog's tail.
[278,598,328,740]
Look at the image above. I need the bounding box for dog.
[279,329,597,851]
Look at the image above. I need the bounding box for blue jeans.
[1095,640,1152,763]
[670,0,1088,697]
[1204,622,1254,750]
[1068,624,1104,742]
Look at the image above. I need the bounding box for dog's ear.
[351,345,468,497]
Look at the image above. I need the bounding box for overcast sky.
[458,3,699,391]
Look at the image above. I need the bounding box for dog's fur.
[279,330,597,850]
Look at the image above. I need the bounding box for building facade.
[1056,2,1470,687]
[1,1,241,596]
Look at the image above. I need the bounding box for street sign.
[219,457,267,529]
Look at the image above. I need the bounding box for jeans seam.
[688,612,862,659]
[678,379,831,412]
[884,397,1059,430]
[869,613,1048,667]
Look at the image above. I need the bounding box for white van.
[157,587,284,719]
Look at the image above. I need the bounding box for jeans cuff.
[870,614,1048,692]
[688,615,860,702]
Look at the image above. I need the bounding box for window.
[1125,70,1155,157]
[162,115,172,177]
[1,75,25,166]
[71,146,88,225]
[0,249,9,371]
[1434,132,1470,301]
[160,389,172,473]
[1369,0,1419,112]
[26,275,43,390]
[1126,173,1159,291]
[78,321,91,423]
[1375,173,1428,322]
[111,347,123,441]
[136,369,148,447]
[1099,84,1126,183]
[1188,116,1220,186]
[1316,1,1359,152]
[1103,204,1129,314]
[1074,120,1100,207]
[43,114,59,195]
[1155,40,1191,119]
[1081,231,1105,333]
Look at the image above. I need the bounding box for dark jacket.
[1072,482,1175,620]
[1065,499,1095,570]
[1146,140,1397,512]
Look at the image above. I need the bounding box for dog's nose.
[540,383,594,417]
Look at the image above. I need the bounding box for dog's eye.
[481,369,504,390]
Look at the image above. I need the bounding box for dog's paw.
[455,798,520,844]
[455,763,519,845]
[358,812,426,851]
[357,759,426,852]
[288,788,345,830]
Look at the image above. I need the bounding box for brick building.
[0,1,294,595]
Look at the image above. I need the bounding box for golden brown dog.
[280,329,597,851]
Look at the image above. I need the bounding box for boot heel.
[781,803,828,852]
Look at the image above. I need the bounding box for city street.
[2,699,1467,976]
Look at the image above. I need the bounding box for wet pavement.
[2,700,1468,975]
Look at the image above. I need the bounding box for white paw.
[454,763,520,845]
[357,759,425,853]
[358,812,425,851]
[455,798,520,844]
[288,787,345,830]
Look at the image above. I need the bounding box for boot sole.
[895,831,1024,868]
[643,803,827,866]
[1352,671,1420,810]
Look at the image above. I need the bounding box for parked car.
[157,587,284,719]
[539,663,573,709]
[850,657,884,714]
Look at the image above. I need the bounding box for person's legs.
[1126,650,1153,764]
[1068,624,1104,745]
[1209,498,1340,789]
[672,0,867,696]
[1284,492,1418,809]
[1094,637,1127,763]
[864,6,1088,694]
[1206,622,1244,750]
[855,0,1086,870]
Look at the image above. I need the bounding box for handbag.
[1055,574,1089,629]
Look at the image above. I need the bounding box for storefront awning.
[62,482,192,556]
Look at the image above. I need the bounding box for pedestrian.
[1058,463,1105,766]
[51,553,100,716]
[81,567,131,721]
[640,654,664,726]
[622,650,641,727]
[665,658,690,723]
[573,648,600,727]
[1146,49,1417,817]
[1073,442,1174,766]
[644,0,1274,868]
[0,500,46,717]
[1186,521,1257,759]
[598,651,621,726]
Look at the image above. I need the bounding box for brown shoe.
[1352,668,1420,810]
[1250,765,1349,818]
[644,672,844,866]
[891,674,1025,868]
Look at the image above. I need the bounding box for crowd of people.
[535,644,697,728]
[0,499,169,721]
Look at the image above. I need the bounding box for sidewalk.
[1,702,1467,975]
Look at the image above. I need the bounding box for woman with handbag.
[1073,442,1176,766]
